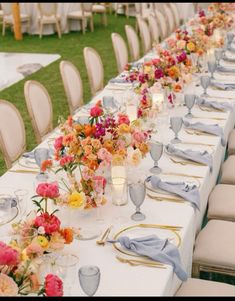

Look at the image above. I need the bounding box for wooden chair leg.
[27,19,30,34]
[103,13,107,26]
[82,19,86,34]
[39,22,43,38]
[2,21,5,36]
[90,16,94,32]
[192,263,200,278]
[55,20,61,38]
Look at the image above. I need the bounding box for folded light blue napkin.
[210,81,235,91]
[149,175,200,210]
[131,62,142,68]
[183,119,226,147]
[108,235,188,281]
[109,77,129,84]
[196,97,233,111]
[165,144,213,172]
[217,65,235,73]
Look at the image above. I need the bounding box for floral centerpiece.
[42,101,150,210]
[0,240,63,296]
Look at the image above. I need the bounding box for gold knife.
[147,193,185,203]
[9,169,38,174]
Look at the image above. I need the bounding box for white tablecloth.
[1,16,235,297]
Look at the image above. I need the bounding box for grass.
[0,13,136,175]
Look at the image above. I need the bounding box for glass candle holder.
[111,178,128,206]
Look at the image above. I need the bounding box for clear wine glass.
[34,148,50,181]
[207,60,217,79]
[149,141,163,174]
[184,94,196,118]
[170,117,183,144]
[226,32,234,49]
[78,265,101,296]
[214,48,224,67]
[129,181,146,221]
[200,76,211,97]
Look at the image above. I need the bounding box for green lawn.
[0,13,136,175]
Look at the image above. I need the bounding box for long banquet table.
[1,18,235,297]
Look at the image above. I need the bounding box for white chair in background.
[24,80,53,144]
[92,3,107,26]
[59,60,84,115]
[2,3,30,36]
[111,32,129,74]
[0,100,26,169]
[137,17,152,54]
[83,47,104,96]
[125,24,140,62]
[67,3,94,34]
[148,15,160,44]
[37,3,61,38]
[163,4,175,35]
[169,3,180,29]
[154,10,168,40]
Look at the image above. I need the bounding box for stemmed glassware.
[170,117,183,144]
[14,189,28,216]
[207,60,217,79]
[129,180,146,221]
[34,148,50,181]
[226,32,234,50]
[200,76,211,97]
[78,265,101,296]
[214,48,224,67]
[149,141,163,174]
[184,94,196,118]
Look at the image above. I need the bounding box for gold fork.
[169,157,204,167]
[96,225,113,246]
[147,193,185,204]
[116,256,166,268]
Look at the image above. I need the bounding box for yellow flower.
[118,124,130,134]
[186,42,196,52]
[68,192,86,208]
[21,248,29,261]
[37,235,49,249]
[144,65,152,74]
[112,154,125,166]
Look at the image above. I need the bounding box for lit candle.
[152,92,164,111]
[111,177,127,206]
[111,165,126,180]
[126,103,137,122]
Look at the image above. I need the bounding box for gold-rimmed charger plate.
[185,128,216,137]
[18,157,39,171]
[112,224,181,260]
[0,206,19,226]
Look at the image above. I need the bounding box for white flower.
[37,226,45,235]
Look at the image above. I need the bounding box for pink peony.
[118,113,130,125]
[97,148,112,163]
[132,131,146,143]
[0,274,18,296]
[93,175,107,193]
[36,182,60,199]
[44,274,63,297]
[34,213,61,235]
[60,155,74,167]
[0,242,20,266]
[90,105,103,117]
[54,136,63,151]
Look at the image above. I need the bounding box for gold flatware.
[147,193,185,203]
[116,256,166,268]
[9,169,38,174]
[169,157,205,167]
[179,141,215,147]
[162,172,203,179]
[205,95,235,100]
[96,225,113,246]
[185,129,213,136]
[193,115,226,121]
[198,105,223,112]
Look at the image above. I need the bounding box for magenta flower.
[154,68,164,79]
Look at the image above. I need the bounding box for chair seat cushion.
[175,278,235,296]
[193,220,235,269]
[208,184,235,221]
[67,11,92,18]
[38,15,60,23]
[228,129,235,156]
[92,4,105,13]
[220,155,235,185]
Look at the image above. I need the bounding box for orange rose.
[173,83,182,93]
[167,66,180,79]
[41,159,53,172]
[185,58,192,67]
[186,42,196,52]
[60,228,74,244]
[88,160,99,170]
[84,124,96,137]
[103,140,114,153]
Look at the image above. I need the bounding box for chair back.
[169,3,180,28]
[24,80,53,144]
[82,3,93,12]
[83,47,104,96]
[155,10,168,40]
[148,15,160,44]
[1,3,12,15]
[0,100,26,169]
[137,17,152,54]
[111,32,129,74]
[125,25,140,61]
[163,4,175,34]
[60,60,83,114]
[38,3,57,17]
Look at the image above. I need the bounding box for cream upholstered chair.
[24,80,53,144]
[155,10,168,40]
[220,155,235,184]
[175,278,235,296]
[92,3,107,26]
[2,3,30,36]
[37,3,61,38]
[162,4,175,35]
[125,25,140,62]
[0,100,26,169]
[60,60,84,115]
[192,219,235,278]
[148,15,160,44]
[67,3,94,34]
[169,3,180,29]
[111,32,129,74]
[228,129,235,155]
[137,17,152,54]
[83,47,104,97]
[207,184,235,222]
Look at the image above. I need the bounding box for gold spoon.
[96,225,113,246]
